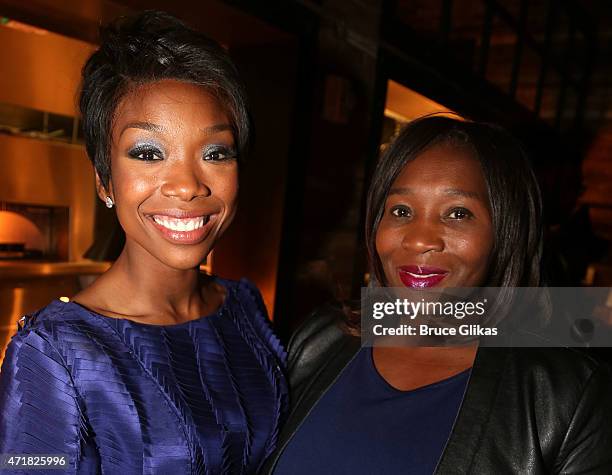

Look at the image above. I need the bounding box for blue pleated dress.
[0,278,287,474]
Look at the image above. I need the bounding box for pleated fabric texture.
[0,278,287,474]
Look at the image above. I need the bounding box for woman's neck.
[74,242,220,325]
[372,345,477,392]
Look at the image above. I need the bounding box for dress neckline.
[365,347,471,395]
[58,277,231,329]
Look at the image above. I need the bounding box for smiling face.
[99,79,239,270]
[375,144,494,289]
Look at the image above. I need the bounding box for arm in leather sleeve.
[555,362,612,474]
[286,304,347,392]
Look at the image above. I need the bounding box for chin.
[163,257,208,271]
[155,248,212,271]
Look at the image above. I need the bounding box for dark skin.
[373,145,494,391]
[74,80,238,325]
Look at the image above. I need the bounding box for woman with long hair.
[0,11,286,474]
[265,116,612,474]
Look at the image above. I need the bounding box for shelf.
[0,260,111,278]
[0,261,213,279]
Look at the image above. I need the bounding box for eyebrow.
[389,186,481,200]
[201,123,233,135]
[120,121,163,136]
[119,122,233,137]
[444,188,481,199]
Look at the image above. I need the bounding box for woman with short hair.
[0,11,286,474]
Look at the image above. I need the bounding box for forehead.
[112,79,229,131]
[393,144,488,195]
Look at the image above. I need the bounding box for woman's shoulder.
[4,299,99,362]
[478,346,612,424]
[468,347,612,471]
[217,276,261,303]
[13,299,88,338]
[217,276,287,367]
[286,303,359,389]
[502,346,608,383]
[1,300,92,382]
[287,303,351,358]
[217,276,268,321]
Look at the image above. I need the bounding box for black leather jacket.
[262,305,612,474]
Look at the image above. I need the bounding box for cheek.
[117,174,156,199]
[110,166,158,236]
[375,223,400,267]
[209,166,239,227]
[215,167,239,207]
[110,157,158,203]
[451,228,493,274]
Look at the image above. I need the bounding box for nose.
[400,218,445,254]
[160,159,211,201]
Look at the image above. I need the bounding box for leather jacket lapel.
[434,347,510,474]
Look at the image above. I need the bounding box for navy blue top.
[274,347,469,475]
[0,278,287,474]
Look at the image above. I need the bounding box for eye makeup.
[127,142,165,161]
[124,142,237,162]
[202,144,237,162]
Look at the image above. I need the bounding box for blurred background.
[0,0,611,357]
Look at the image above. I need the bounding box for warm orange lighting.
[0,211,45,250]
[0,287,25,366]
[385,80,459,122]
[0,19,49,35]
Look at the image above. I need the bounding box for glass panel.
[550,9,570,62]
[569,30,588,84]
[395,0,444,39]
[449,0,487,71]
[558,86,578,131]
[526,0,549,43]
[539,68,561,125]
[497,0,521,19]
[516,46,541,111]
[485,16,517,94]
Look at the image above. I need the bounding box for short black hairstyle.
[79,10,250,188]
[366,116,543,288]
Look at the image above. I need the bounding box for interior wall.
[212,41,297,318]
[0,0,292,49]
[0,135,95,261]
[0,22,95,116]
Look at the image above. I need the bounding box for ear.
[95,172,113,203]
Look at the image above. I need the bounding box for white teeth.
[408,272,439,279]
[152,215,208,232]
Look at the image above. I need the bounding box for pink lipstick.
[398,265,449,288]
[148,213,217,245]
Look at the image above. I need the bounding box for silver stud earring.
[105,196,114,209]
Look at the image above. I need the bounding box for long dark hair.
[366,116,543,288]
